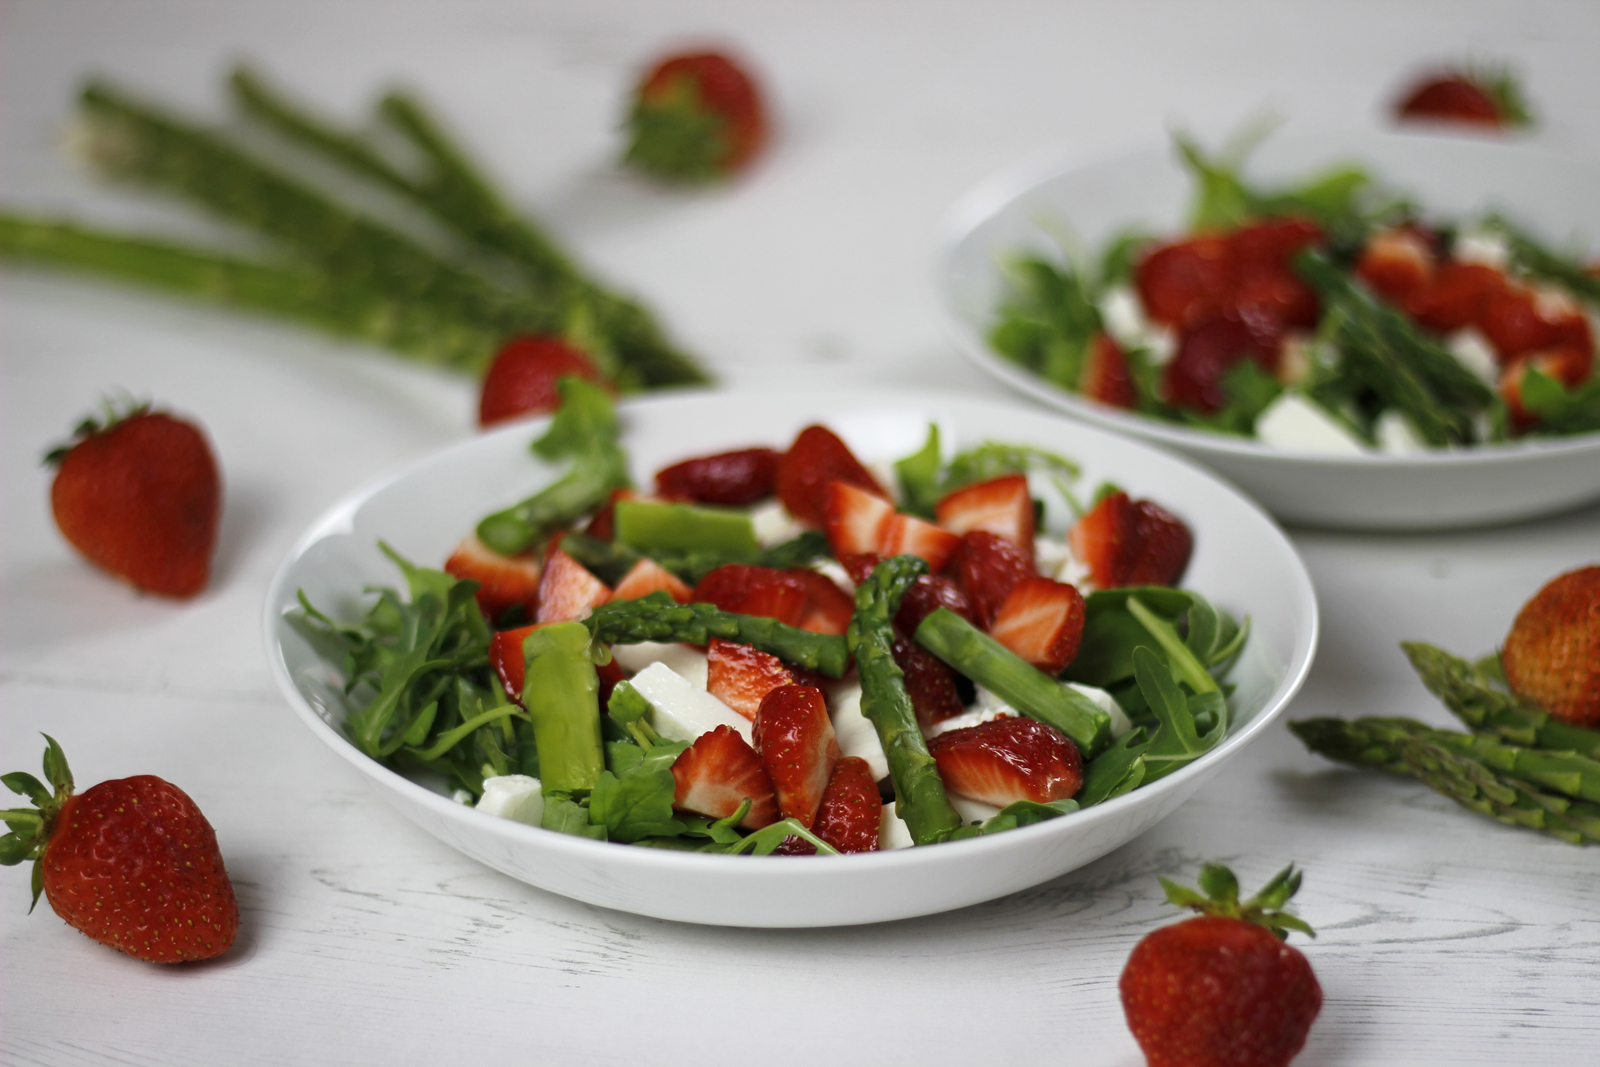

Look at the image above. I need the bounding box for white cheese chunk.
[749,499,803,547]
[1100,285,1178,365]
[476,775,545,826]
[1255,392,1368,455]
[934,683,1126,739]
[1376,410,1428,454]
[879,802,914,850]
[1034,536,1090,588]
[1453,228,1511,271]
[611,641,709,690]
[627,661,752,744]
[949,794,1003,825]
[1446,328,1500,386]
[826,680,890,781]
[812,558,856,594]
[1068,682,1131,739]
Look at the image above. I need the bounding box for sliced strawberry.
[753,684,840,827]
[775,425,885,527]
[1480,284,1570,362]
[811,756,883,854]
[1081,333,1139,409]
[928,717,1083,806]
[838,552,883,585]
[611,557,693,603]
[1136,234,1236,329]
[581,488,636,542]
[1231,218,1322,333]
[896,574,978,635]
[654,447,780,506]
[1356,228,1436,306]
[823,479,895,557]
[1069,491,1194,589]
[490,623,622,705]
[1163,313,1278,413]
[788,567,855,636]
[444,535,542,624]
[692,564,808,626]
[707,638,799,721]
[881,512,963,571]
[535,548,612,623]
[892,634,966,728]
[935,474,1036,561]
[671,724,780,830]
[955,530,1036,627]
[987,577,1086,674]
[1403,261,1506,334]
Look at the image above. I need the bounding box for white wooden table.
[4,3,1598,1063]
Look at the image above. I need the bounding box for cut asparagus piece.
[914,607,1112,757]
[847,555,962,846]
[521,623,606,795]
[585,593,849,678]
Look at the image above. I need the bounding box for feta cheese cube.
[476,775,545,826]
[1100,285,1178,365]
[611,641,709,690]
[1034,536,1090,587]
[826,680,889,781]
[1255,392,1368,455]
[1376,410,1427,454]
[627,661,752,744]
[749,499,803,547]
[1453,228,1511,271]
[1067,682,1132,738]
[879,802,914,850]
[1446,328,1499,385]
[949,794,1002,825]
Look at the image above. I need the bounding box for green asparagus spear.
[1401,641,1600,758]
[585,593,849,678]
[847,556,962,846]
[1490,216,1600,309]
[1290,717,1600,844]
[0,215,502,366]
[613,501,759,558]
[914,607,1112,756]
[521,623,606,795]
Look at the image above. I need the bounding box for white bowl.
[264,387,1318,927]
[938,133,1600,530]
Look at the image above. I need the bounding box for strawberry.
[987,576,1087,674]
[1120,863,1321,1067]
[838,552,884,585]
[580,488,636,542]
[823,479,896,557]
[955,530,1036,627]
[1163,313,1278,413]
[787,567,856,636]
[655,447,780,506]
[752,684,840,827]
[1403,261,1505,334]
[670,725,779,830]
[46,403,221,598]
[1081,332,1139,409]
[624,50,767,183]
[611,557,693,603]
[926,717,1082,806]
[445,534,543,624]
[1355,227,1436,305]
[880,512,963,571]
[1479,283,1594,363]
[896,574,978,635]
[892,634,967,728]
[1231,218,1323,333]
[490,623,623,704]
[1394,68,1532,129]
[775,425,885,527]
[692,564,809,626]
[2,736,238,962]
[1501,566,1600,727]
[1137,234,1237,329]
[707,638,801,721]
[935,473,1036,560]
[1069,491,1194,589]
[477,336,611,428]
[809,757,883,854]
[534,548,612,623]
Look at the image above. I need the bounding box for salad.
[988,135,1600,450]
[295,380,1247,855]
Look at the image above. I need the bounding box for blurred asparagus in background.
[0,69,710,390]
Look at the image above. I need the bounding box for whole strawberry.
[1120,863,1321,1067]
[478,336,612,428]
[623,49,767,183]
[47,401,222,597]
[1501,565,1600,727]
[1,735,239,962]
[1394,66,1533,129]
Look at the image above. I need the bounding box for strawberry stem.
[1160,862,1315,940]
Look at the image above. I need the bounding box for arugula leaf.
[1176,361,1283,438]
[1078,728,1151,806]
[895,424,944,518]
[1520,366,1600,435]
[987,256,1102,390]
[541,795,606,840]
[1134,647,1227,780]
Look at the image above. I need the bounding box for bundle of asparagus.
[1291,643,1600,844]
[0,69,710,390]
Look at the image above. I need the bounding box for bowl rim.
[261,386,1321,880]
[936,132,1600,468]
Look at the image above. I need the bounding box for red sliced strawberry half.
[892,634,967,729]
[707,638,800,721]
[881,513,963,571]
[928,717,1083,807]
[692,564,809,626]
[803,756,884,854]
[753,684,840,827]
[611,557,693,603]
[1081,333,1139,409]
[776,425,884,527]
[444,535,543,624]
[655,447,780,506]
[788,567,856,636]
[987,577,1087,674]
[490,623,623,705]
[823,479,895,558]
[535,548,612,623]
[1069,491,1194,589]
[1356,228,1436,306]
[896,574,978,635]
[955,530,1037,627]
[936,474,1036,561]
[838,552,883,585]
[671,724,779,830]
